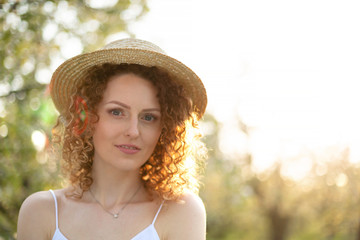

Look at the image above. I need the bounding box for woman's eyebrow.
[143,108,161,112]
[106,100,160,112]
[105,100,130,109]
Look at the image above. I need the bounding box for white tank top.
[49,190,163,240]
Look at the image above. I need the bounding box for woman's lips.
[115,144,141,154]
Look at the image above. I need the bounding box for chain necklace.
[89,185,142,219]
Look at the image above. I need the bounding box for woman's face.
[92,73,162,172]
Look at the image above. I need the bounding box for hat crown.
[101,38,166,55]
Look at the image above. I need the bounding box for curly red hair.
[52,63,206,200]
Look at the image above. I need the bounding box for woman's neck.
[90,159,144,204]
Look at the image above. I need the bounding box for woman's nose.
[124,117,140,138]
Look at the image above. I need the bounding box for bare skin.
[17,188,206,239]
[17,74,206,240]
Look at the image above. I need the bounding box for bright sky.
[128,0,360,175]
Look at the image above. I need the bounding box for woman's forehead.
[101,73,160,108]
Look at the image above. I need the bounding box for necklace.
[89,184,142,219]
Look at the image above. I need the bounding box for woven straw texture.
[50,38,207,118]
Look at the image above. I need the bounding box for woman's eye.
[143,114,156,122]
[110,109,123,116]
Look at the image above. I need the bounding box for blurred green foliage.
[1,1,360,240]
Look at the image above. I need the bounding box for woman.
[17,38,208,240]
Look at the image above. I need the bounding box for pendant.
[113,213,119,218]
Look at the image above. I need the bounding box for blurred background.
[1,0,360,239]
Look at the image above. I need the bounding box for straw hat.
[50,38,207,118]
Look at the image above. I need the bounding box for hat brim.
[50,48,207,118]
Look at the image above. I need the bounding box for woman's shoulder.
[166,191,205,216]
[161,191,206,240]
[20,189,63,213]
[19,190,55,217]
[17,190,59,240]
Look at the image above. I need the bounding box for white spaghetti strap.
[152,201,165,225]
[49,190,59,229]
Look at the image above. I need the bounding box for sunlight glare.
[42,21,58,41]
[31,130,46,152]
[54,1,78,29]
[280,157,313,182]
[0,124,8,138]
[335,173,348,187]
[21,58,35,75]
[58,34,83,59]
[85,0,118,9]
[0,100,6,118]
[349,139,360,164]
[35,64,52,84]
[219,121,249,158]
